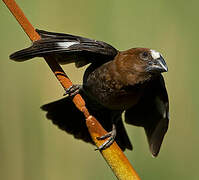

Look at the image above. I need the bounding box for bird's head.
[114,48,168,85]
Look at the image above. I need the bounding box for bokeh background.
[0,0,198,179]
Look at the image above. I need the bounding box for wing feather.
[10,29,118,67]
[125,75,169,157]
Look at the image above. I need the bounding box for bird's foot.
[95,124,116,150]
[63,85,82,97]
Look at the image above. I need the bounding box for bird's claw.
[95,124,116,151]
[63,85,81,97]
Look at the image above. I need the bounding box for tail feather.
[41,96,92,143]
[116,120,133,150]
[41,92,132,151]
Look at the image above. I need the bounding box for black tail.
[10,29,118,67]
[41,92,132,151]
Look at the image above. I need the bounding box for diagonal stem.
[2,0,141,179]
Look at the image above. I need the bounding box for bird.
[10,29,169,157]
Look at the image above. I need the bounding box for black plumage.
[10,29,169,156]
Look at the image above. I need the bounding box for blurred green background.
[0,0,198,179]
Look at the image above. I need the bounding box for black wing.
[125,75,169,157]
[41,91,132,151]
[10,29,118,67]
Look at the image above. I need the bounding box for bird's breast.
[103,89,143,110]
[84,64,144,110]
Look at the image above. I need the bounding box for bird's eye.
[140,52,149,61]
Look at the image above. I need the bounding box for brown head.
[113,48,168,85]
